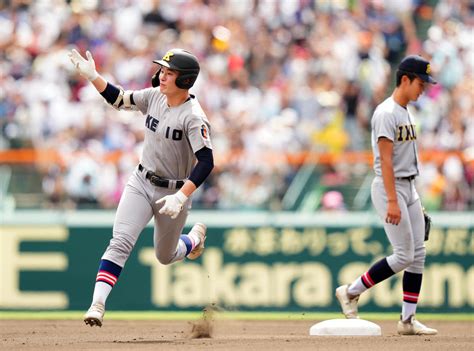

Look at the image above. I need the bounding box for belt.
[138,164,184,189]
[396,175,416,181]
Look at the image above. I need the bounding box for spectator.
[0,0,472,211]
[321,190,347,211]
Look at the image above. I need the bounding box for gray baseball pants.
[102,166,190,267]
[371,176,426,274]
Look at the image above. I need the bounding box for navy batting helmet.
[152,48,200,89]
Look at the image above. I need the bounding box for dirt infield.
[0,319,472,351]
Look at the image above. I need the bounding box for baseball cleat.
[187,223,207,260]
[397,315,438,335]
[335,285,360,319]
[84,302,105,327]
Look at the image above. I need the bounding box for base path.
[0,320,472,351]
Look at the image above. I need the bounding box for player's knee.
[156,256,173,265]
[395,251,415,269]
[155,252,175,265]
[108,235,134,255]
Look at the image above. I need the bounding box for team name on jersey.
[145,114,183,140]
[397,124,417,142]
[146,114,159,131]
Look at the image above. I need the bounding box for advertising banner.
[1,211,472,312]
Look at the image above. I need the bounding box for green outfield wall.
[0,210,472,313]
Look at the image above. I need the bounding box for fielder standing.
[69,48,214,327]
[336,55,437,335]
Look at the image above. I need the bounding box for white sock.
[402,302,417,321]
[348,277,368,296]
[188,231,201,248]
[167,239,188,263]
[92,281,112,306]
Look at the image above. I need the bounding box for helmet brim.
[153,59,178,70]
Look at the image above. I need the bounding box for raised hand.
[68,49,99,81]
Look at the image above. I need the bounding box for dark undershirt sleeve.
[100,82,121,105]
[100,82,136,109]
[188,147,214,188]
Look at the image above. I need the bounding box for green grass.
[0,311,472,321]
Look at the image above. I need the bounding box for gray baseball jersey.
[101,88,213,268]
[371,96,419,178]
[133,88,213,179]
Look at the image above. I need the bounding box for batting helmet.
[152,48,200,89]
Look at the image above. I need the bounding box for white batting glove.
[156,191,188,219]
[68,49,99,81]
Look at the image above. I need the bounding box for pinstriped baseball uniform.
[371,96,425,274]
[102,89,212,267]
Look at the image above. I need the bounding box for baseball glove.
[423,208,431,241]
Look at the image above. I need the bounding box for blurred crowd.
[0,0,473,211]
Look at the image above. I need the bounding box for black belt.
[138,164,184,189]
[396,175,416,181]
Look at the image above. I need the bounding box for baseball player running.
[336,55,437,335]
[69,48,214,327]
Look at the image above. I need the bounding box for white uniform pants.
[371,176,426,274]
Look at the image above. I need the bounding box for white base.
[309,319,382,336]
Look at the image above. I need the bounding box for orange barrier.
[0,148,471,167]
[0,149,129,166]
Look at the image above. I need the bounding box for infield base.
[309,319,382,336]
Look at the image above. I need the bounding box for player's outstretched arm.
[68,49,135,110]
[68,49,107,92]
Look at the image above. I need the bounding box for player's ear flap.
[151,69,161,87]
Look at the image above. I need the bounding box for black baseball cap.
[398,55,437,84]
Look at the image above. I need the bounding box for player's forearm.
[90,75,108,93]
[179,181,197,197]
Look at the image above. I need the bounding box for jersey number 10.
[165,126,183,141]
